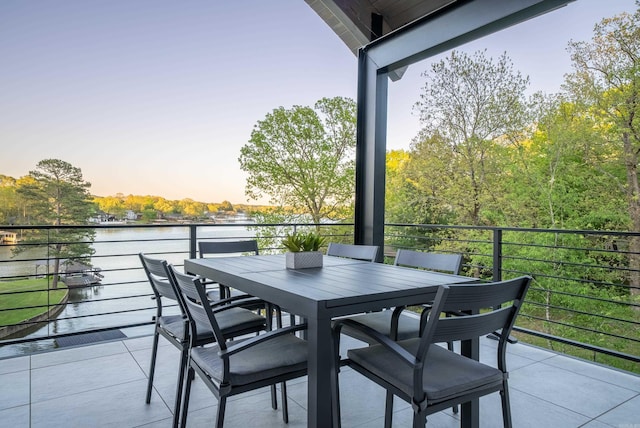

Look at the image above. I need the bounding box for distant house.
[0,231,18,244]
[125,210,138,221]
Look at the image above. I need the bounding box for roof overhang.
[306,0,573,80]
[305,0,459,56]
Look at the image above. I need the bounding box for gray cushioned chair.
[337,249,463,344]
[198,240,259,300]
[334,250,465,414]
[332,276,532,428]
[139,253,268,428]
[167,264,308,427]
[326,242,379,262]
[199,239,286,332]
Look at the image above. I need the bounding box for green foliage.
[12,159,96,289]
[218,200,234,211]
[281,231,326,252]
[0,175,21,224]
[386,225,640,373]
[239,96,356,224]
[407,50,529,226]
[563,5,640,298]
[140,208,158,222]
[248,210,302,254]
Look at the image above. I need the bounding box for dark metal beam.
[354,0,575,261]
[365,0,575,71]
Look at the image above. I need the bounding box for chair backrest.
[394,249,462,275]
[166,264,227,349]
[326,243,379,262]
[417,276,532,371]
[198,240,259,258]
[139,253,177,302]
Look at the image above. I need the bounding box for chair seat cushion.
[348,338,504,404]
[338,311,421,342]
[216,307,267,337]
[190,333,307,386]
[159,315,191,341]
[160,307,265,343]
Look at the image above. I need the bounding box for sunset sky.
[1,0,637,204]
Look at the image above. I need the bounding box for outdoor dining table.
[184,253,481,428]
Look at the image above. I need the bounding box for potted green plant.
[281,231,326,269]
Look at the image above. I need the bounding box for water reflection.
[0,225,253,357]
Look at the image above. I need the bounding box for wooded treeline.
[385,7,637,271]
[0,179,274,225]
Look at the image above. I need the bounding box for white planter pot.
[285,251,323,269]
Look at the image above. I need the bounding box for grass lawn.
[0,278,68,326]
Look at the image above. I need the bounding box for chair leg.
[271,384,278,410]
[264,305,272,332]
[446,340,459,415]
[384,391,394,428]
[500,381,513,428]
[275,307,283,328]
[264,303,278,411]
[172,347,188,428]
[216,396,227,428]
[180,366,195,428]
[146,329,160,404]
[331,365,341,427]
[281,382,289,423]
[412,410,427,428]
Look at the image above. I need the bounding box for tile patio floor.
[1,331,638,427]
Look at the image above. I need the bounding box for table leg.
[460,336,480,428]
[307,315,334,428]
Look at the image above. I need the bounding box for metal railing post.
[492,228,502,282]
[189,225,197,259]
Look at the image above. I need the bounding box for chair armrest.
[209,294,262,308]
[218,324,308,358]
[389,305,407,340]
[210,297,268,313]
[334,318,417,368]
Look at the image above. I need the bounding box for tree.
[239,96,357,224]
[414,50,530,225]
[179,198,206,219]
[154,198,177,217]
[507,94,627,230]
[94,195,126,219]
[0,175,21,224]
[218,200,234,212]
[14,159,96,289]
[385,138,459,226]
[564,3,640,297]
[385,149,412,224]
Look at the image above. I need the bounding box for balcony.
[0,223,638,426]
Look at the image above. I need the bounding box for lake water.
[0,225,255,357]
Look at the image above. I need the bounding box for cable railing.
[385,223,640,373]
[0,222,353,357]
[0,222,638,373]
